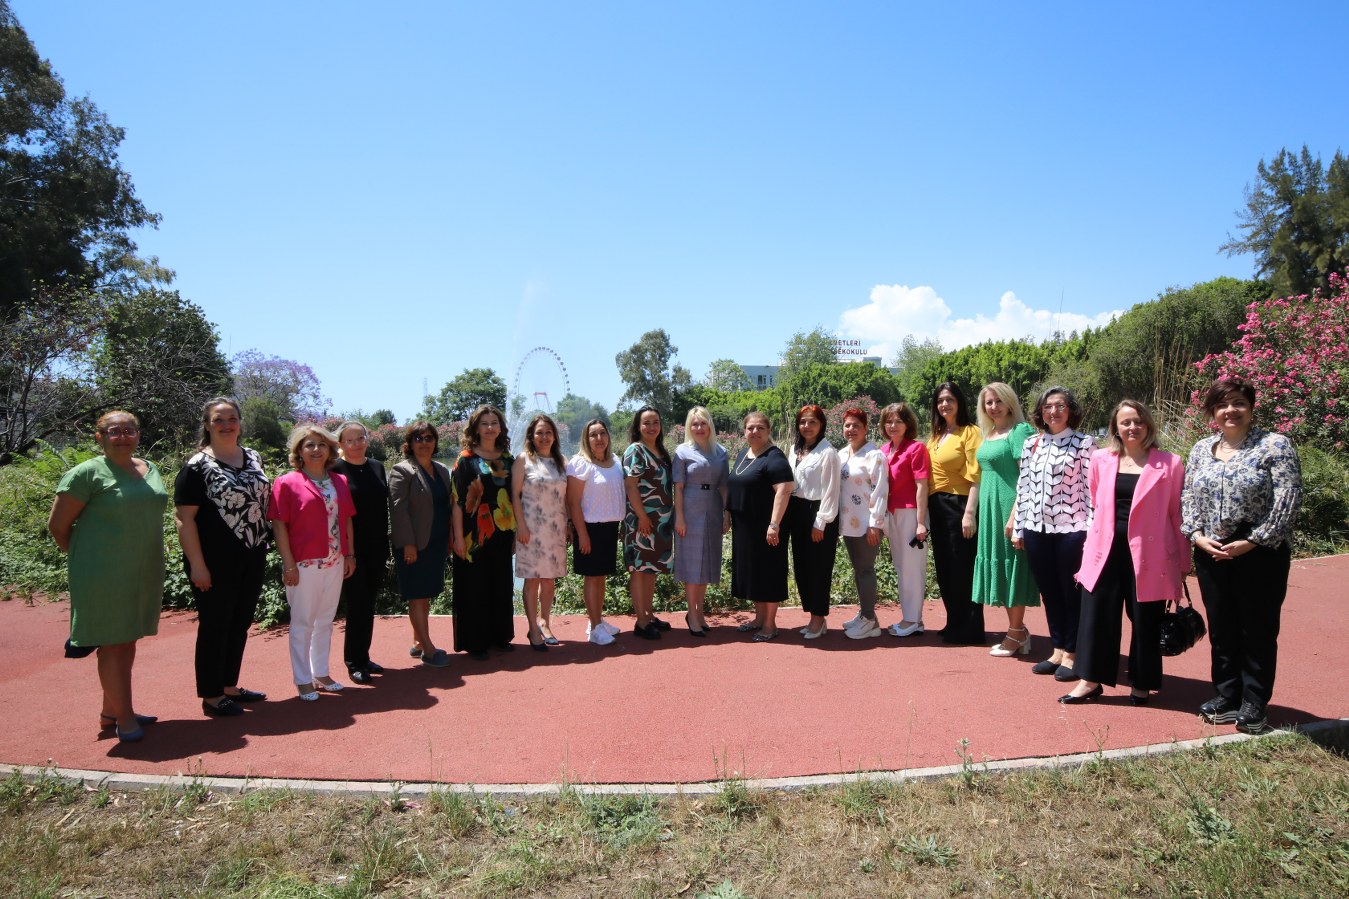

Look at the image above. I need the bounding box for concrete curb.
[6,717,1345,799]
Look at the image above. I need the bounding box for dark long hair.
[626,405,670,465]
[793,404,827,457]
[929,381,973,440]
[524,413,567,471]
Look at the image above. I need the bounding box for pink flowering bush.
[825,396,884,446]
[1192,273,1349,451]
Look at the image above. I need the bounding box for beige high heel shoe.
[990,626,1030,657]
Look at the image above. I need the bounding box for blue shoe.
[115,723,145,743]
[101,714,157,730]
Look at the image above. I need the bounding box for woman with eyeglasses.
[48,411,168,742]
[388,421,453,667]
[1013,386,1095,681]
[174,397,272,717]
[269,424,357,700]
[877,402,930,637]
[450,405,517,660]
[332,421,390,683]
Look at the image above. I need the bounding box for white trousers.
[884,507,928,623]
[286,562,344,686]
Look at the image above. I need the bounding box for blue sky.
[15,1,1345,423]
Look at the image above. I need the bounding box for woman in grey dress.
[673,406,729,636]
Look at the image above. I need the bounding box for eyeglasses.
[101,427,139,437]
[411,434,436,443]
[1041,403,1068,412]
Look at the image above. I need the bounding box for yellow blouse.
[926,424,982,496]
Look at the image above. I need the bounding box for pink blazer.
[1075,448,1186,603]
[269,470,356,563]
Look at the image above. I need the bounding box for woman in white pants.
[877,402,930,636]
[270,425,357,700]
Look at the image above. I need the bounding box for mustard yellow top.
[926,424,982,496]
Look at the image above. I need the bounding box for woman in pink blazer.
[1059,401,1186,705]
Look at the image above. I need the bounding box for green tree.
[778,361,900,420]
[0,2,161,313]
[615,329,692,421]
[1221,146,1349,298]
[703,358,751,393]
[890,335,944,403]
[420,367,507,423]
[552,392,609,452]
[777,327,837,383]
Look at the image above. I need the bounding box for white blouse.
[837,441,888,538]
[565,455,626,523]
[1013,429,1095,538]
[790,440,841,530]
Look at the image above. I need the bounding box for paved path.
[3,555,1346,786]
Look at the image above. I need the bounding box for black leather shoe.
[1200,695,1240,724]
[634,622,661,640]
[1031,659,1059,675]
[1058,685,1103,705]
[203,697,244,717]
[1235,701,1267,733]
[1054,665,1076,682]
[227,688,266,703]
[349,669,372,685]
[1128,691,1152,706]
[651,617,672,631]
[365,661,384,674]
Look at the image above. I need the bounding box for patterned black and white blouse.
[1013,429,1095,538]
[1181,428,1302,549]
[174,447,272,552]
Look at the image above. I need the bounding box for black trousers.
[929,492,985,643]
[342,548,387,670]
[1194,542,1291,709]
[192,545,266,698]
[1023,529,1086,653]
[787,495,839,617]
[1075,536,1164,690]
[452,529,516,653]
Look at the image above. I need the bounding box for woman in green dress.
[971,383,1041,657]
[48,411,168,743]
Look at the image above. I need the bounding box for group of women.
[51,375,1302,743]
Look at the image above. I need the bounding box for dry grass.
[3,732,1347,898]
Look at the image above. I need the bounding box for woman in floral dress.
[451,405,516,661]
[623,405,675,640]
[511,414,569,650]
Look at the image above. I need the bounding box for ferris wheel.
[509,347,570,452]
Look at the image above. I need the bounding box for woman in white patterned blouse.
[1013,387,1094,682]
[1182,379,1302,735]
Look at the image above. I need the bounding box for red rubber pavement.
[3,555,1346,785]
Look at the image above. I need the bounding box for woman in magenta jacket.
[1059,401,1186,705]
[270,424,357,701]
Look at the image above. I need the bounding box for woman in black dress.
[332,421,390,684]
[727,411,795,641]
[450,405,517,660]
[389,421,453,668]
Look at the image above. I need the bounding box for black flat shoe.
[1058,685,1103,705]
[227,688,267,703]
[652,617,672,631]
[203,697,245,717]
[1054,665,1077,682]
[1128,692,1151,706]
[349,669,372,685]
[365,661,384,674]
[634,622,661,640]
[1031,659,1060,675]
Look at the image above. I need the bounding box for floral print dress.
[622,442,674,574]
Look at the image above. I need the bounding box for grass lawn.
[3,732,1346,898]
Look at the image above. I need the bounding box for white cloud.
[837,284,1121,363]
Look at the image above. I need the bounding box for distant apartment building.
[735,356,897,389]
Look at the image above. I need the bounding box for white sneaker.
[587,626,615,646]
[888,620,925,637]
[598,620,620,637]
[847,619,882,639]
[841,612,864,631]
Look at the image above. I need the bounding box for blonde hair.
[683,406,717,450]
[287,424,339,470]
[975,382,1026,436]
[577,419,613,464]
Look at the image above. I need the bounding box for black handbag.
[1159,581,1206,657]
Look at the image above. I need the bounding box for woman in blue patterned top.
[1183,379,1302,734]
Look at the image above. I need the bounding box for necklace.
[734,450,759,476]
[303,470,331,486]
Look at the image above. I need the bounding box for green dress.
[57,457,168,646]
[972,421,1040,607]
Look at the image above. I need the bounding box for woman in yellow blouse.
[926,382,986,645]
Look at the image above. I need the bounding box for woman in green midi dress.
[48,411,168,742]
[971,383,1041,657]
